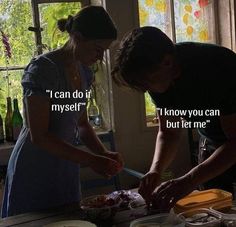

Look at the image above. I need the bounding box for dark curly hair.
[111,26,174,91]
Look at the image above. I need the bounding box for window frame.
[0,0,90,117]
[139,0,235,129]
[31,0,89,55]
[0,0,89,72]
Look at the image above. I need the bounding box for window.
[0,0,84,118]
[0,0,34,117]
[35,1,83,53]
[138,0,218,126]
[0,0,113,135]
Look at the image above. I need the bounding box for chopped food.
[129,199,146,209]
[108,190,141,208]
[81,195,120,208]
[81,190,142,210]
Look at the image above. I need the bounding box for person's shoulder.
[175,42,235,56]
[175,42,236,67]
[175,42,217,53]
[22,51,61,88]
[25,51,60,75]
[33,51,59,67]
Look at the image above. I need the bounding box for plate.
[44,220,96,227]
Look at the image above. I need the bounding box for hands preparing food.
[102,150,124,170]
[150,175,196,212]
[138,171,161,207]
[80,190,144,220]
[90,154,123,178]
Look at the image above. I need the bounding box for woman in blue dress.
[1,5,123,217]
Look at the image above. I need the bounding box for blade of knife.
[123,167,145,179]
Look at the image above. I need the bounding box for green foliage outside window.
[40,2,81,50]
[0,0,34,66]
[0,0,81,118]
[0,0,33,117]
[145,92,156,116]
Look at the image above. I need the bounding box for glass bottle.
[0,114,4,144]
[5,97,13,142]
[87,96,101,129]
[12,98,23,142]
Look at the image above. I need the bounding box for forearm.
[186,140,236,187]
[31,132,94,165]
[79,123,107,155]
[150,130,184,173]
[26,96,97,165]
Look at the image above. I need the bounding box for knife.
[123,167,145,179]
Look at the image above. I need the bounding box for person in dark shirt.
[112,26,236,211]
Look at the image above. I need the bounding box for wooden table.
[0,205,144,227]
[2,203,236,227]
[0,188,146,227]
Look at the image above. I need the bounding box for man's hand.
[138,171,162,207]
[151,175,195,212]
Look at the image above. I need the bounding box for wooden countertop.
[0,188,145,227]
[2,203,236,227]
[0,204,144,227]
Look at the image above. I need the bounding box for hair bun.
[57,15,74,33]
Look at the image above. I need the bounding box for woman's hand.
[90,154,122,178]
[150,175,195,212]
[102,151,124,170]
[138,171,161,207]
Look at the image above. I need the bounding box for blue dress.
[1,53,93,217]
